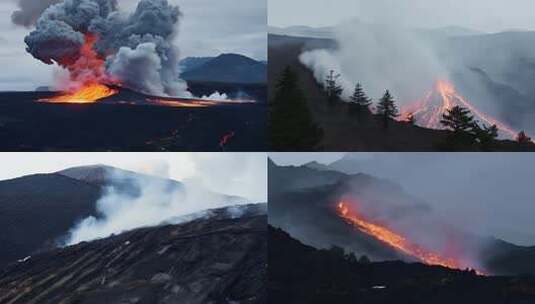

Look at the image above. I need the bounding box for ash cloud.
[11,0,60,27]
[22,0,192,97]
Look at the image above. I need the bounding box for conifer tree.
[349,83,372,114]
[325,70,343,104]
[376,90,399,128]
[270,66,323,150]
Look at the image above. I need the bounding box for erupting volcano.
[403,80,518,139]
[337,201,484,274]
[38,34,119,104]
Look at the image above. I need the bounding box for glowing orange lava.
[39,83,118,104]
[146,98,220,108]
[403,80,518,139]
[146,98,255,108]
[337,201,484,274]
[39,34,119,104]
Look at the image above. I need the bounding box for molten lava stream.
[404,80,518,139]
[39,83,118,104]
[337,202,484,274]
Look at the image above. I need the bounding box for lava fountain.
[38,34,119,104]
[337,201,485,274]
[402,80,518,139]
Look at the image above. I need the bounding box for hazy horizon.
[269,0,535,33]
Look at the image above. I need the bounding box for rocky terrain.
[0,209,267,304]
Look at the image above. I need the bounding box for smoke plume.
[65,167,248,245]
[23,0,190,97]
[300,20,448,103]
[11,0,60,27]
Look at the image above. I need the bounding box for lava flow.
[403,80,518,139]
[146,98,255,108]
[337,201,484,274]
[39,83,118,104]
[39,34,119,104]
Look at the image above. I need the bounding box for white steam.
[65,154,266,245]
[300,20,448,103]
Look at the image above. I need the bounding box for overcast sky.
[0,0,266,90]
[269,0,535,32]
[271,153,535,246]
[0,152,267,202]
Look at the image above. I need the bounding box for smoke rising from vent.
[22,0,191,97]
[64,154,267,245]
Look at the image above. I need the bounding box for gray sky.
[269,0,535,32]
[0,0,266,90]
[270,153,535,246]
[0,152,267,202]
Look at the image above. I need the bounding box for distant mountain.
[268,25,334,38]
[302,160,331,171]
[180,53,267,84]
[178,56,214,73]
[0,208,267,304]
[417,26,483,37]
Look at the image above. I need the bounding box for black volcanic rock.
[0,213,267,304]
[268,226,535,304]
[181,53,267,84]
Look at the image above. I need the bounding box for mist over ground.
[272,153,535,247]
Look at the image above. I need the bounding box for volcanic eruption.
[402,80,518,139]
[24,0,194,103]
[337,201,485,274]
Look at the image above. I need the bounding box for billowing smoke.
[11,0,60,27]
[65,154,267,245]
[23,0,191,97]
[300,21,447,103]
[65,168,248,245]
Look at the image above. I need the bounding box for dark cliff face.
[0,213,267,304]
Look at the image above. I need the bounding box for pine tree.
[376,90,399,128]
[270,66,323,151]
[325,70,343,104]
[440,106,475,133]
[473,124,498,151]
[349,83,372,114]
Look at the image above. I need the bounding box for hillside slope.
[0,212,267,304]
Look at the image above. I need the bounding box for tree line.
[270,66,532,151]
